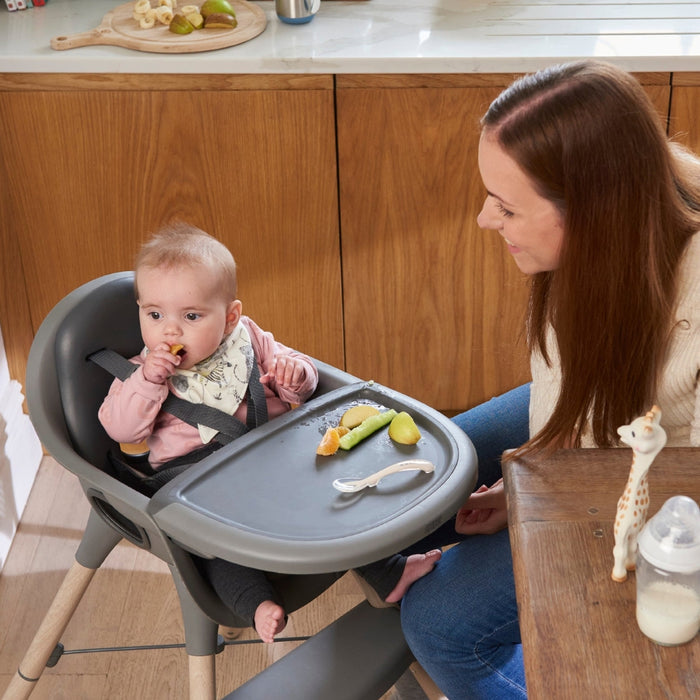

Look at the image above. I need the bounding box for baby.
[99,222,440,642]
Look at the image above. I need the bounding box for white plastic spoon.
[332,459,435,493]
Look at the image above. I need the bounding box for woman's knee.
[451,383,531,486]
[403,534,508,619]
[401,532,517,640]
[452,384,530,444]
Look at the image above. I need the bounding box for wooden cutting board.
[51,1,267,53]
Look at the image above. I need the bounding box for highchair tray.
[148,380,476,573]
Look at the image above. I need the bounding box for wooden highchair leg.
[188,654,216,700]
[168,562,218,700]
[409,661,448,700]
[2,560,97,700]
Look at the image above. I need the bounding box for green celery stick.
[338,409,397,450]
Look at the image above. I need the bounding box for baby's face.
[137,264,238,369]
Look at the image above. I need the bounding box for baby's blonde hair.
[135,222,237,301]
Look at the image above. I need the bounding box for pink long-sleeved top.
[98,316,319,468]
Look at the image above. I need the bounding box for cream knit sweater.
[529,233,700,447]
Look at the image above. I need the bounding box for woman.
[400,60,700,699]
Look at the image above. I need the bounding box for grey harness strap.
[89,348,268,443]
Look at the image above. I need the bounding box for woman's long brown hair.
[481,61,700,454]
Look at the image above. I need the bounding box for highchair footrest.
[222,601,412,700]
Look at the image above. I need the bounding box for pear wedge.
[388,411,421,445]
[200,0,237,17]
[203,12,237,28]
[185,11,204,28]
[169,13,195,34]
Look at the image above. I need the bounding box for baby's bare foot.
[254,600,286,643]
[385,549,442,603]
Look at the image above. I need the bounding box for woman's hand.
[455,478,508,535]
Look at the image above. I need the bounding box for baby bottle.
[636,495,700,646]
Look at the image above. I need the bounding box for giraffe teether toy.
[611,405,667,582]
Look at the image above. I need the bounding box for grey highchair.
[4,272,414,700]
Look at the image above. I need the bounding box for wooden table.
[504,447,700,699]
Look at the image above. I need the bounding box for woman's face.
[477,131,565,275]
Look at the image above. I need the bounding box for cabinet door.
[337,75,530,412]
[0,75,343,386]
[337,73,672,413]
[670,73,700,152]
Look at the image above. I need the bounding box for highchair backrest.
[27,272,181,556]
[53,271,142,469]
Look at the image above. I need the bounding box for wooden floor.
[0,457,433,699]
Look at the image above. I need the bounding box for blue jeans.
[401,384,530,699]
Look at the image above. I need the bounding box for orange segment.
[316,426,341,456]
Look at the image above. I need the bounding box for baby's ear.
[225,299,243,333]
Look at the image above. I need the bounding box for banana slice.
[155,5,174,23]
[134,0,151,14]
[139,14,156,28]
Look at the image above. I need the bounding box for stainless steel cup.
[276,0,320,24]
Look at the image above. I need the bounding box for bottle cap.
[638,496,700,573]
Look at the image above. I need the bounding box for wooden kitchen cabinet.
[0,74,343,387]
[0,71,676,416]
[336,73,672,413]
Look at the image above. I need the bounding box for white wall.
[0,325,42,571]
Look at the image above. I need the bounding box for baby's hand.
[142,343,180,384]
[260,356,307,390]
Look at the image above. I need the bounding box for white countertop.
[1,0,700,74]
